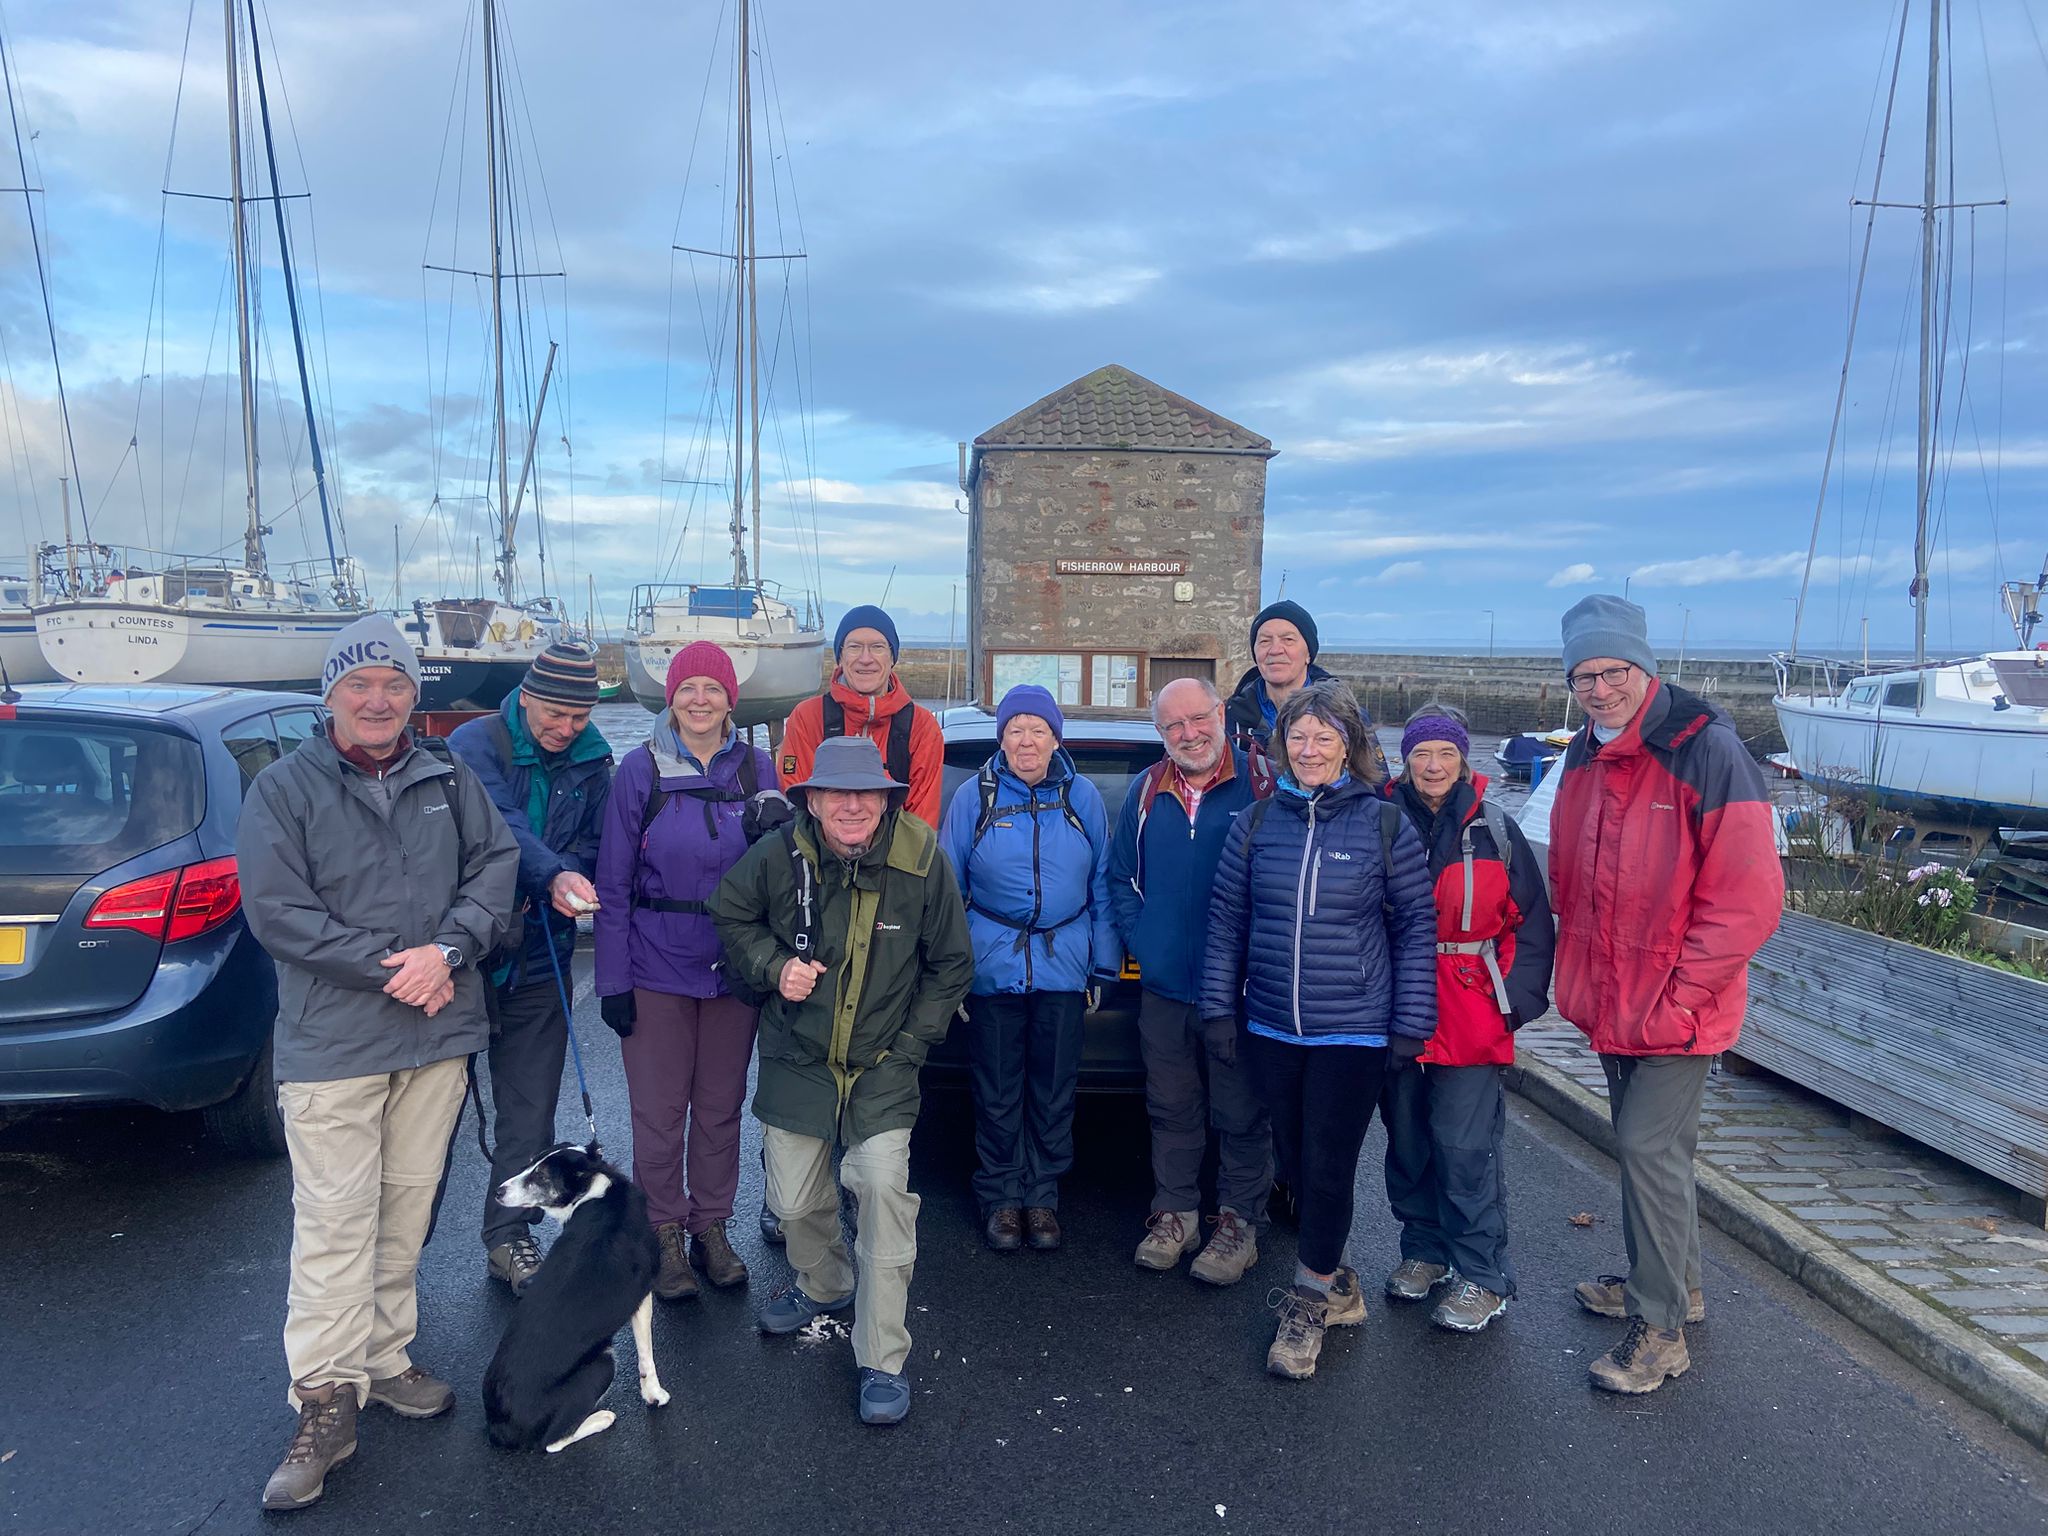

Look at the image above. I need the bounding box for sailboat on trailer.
[405,0,569,713]
[1772,0,2048,834]
[623,0,824,726]
[31,0,366,690]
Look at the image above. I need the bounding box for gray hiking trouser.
[1600,1052,1712,1330]
[1137,991,1272,1224]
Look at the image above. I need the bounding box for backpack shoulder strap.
[1377,798,1402,873]
[784,823,820,962]
[1057,776,1085,839]
[1243,797,1272,839]
[885,705,914,786]
[736,743,759,799]
[1479,797,1512,879]
[635,745,672,840]
[821,693,846,740]
[973,758,1001,841]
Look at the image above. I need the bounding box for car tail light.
[84,857,241,943]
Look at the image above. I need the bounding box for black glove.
[743,789,795,844]
[1201,1016,1238,1066]
[1391,1033,1427,1063]
[600,993,636,1039]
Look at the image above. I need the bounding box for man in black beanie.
[448,641,615,1292]
[1224,599,1386,779]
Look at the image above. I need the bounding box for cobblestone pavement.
[1517,1014,2048,1375]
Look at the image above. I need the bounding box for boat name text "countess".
[1053,559,1190,577]
[115,616,175,631]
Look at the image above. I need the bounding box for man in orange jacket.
[1548,594,1783,1396]
[780,605,944,830]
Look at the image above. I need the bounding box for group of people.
[238,587,1783,1513]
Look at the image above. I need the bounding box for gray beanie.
[1560,594,1658,679]
[320,613,423,699]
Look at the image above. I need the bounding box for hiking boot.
[1588,1318,1691,1394]
[1324,1266,1368,1328]
[487,1233,544,1295]
[260,1381,357,1511]
[366,1365,454,1419]
[1575,1273,1705,1324]
[759,1283,854,1335]
[858,1367,911,1426]
[1385,1258,1451,1302]
[690,1220,748,1288]
[1024,1207,1063,1251]
[1189,1210,1258,1286]
[759,1205,786,1247]
[1135,1209,1202,1271]
[984,1206,1024,1253]
[1432,1278,1508,1334]
[654,1221,698,1301]
[1265,1285,1330,1380]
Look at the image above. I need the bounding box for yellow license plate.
[1120,956,1141,981]
[0,927,23,966]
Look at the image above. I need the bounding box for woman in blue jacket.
[939,685,1119,1254]
[1202,681,1437,1379]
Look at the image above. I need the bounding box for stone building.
[962,364,1272,712]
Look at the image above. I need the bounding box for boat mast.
[745,0,763,594]
[1912,0,1939,670]
[484,0,514,607]
[728,0,753,590]
[223,0,263,577]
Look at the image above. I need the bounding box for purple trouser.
[619,989,759,1232]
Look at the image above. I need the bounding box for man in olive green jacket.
[710,736,972,1426]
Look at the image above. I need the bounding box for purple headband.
[1401,714,1469,761]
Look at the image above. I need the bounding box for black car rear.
[925,710,1161,1091]
[0,686,323,1153]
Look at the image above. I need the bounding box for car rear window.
[0,719,205,874]
[942,740,1157,825]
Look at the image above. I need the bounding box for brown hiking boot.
[366,1365,454,1419]
[1432,1278,1508,1333]
[1385,1258,1451,1302]
[1024,1207,1063,1251]
[260,1381,357,1511]
[1134,1209,1202,1271]
[487,1233,544,1295]
[984,1207,1024,1252]
[1323,1266,1368,1327]
[1588,1318,1691,1394]
[1190,1211,1258,1286]
[690,1220,748,1288]
[655,1220,698,1301]
[1575,1273,1705,1324]
[1266,1285,1330,1379]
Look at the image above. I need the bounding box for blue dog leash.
[542,921,601,1145]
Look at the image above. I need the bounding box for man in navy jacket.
[447,643,613,1294]
[1108,678,1274,1284]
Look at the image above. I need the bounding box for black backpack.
[823,693,914,787]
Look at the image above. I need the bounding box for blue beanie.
[996,684,1064,744]
[834,605,899,661]
[1252,599,1319,662]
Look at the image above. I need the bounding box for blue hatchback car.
[0,684,325,1154]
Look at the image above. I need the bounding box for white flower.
[1916,892,1930,906]
[1934,888,1954,907]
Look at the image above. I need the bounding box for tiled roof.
[974,364,1274,456]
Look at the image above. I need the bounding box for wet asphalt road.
[3,960,2044,1536]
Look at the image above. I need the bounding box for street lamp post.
[1484,609,1495,658]
[1677,605,1691,684]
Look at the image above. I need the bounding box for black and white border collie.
[482,1142,670,1452]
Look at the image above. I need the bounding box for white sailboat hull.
[1,607,58,684]
[625,606,823,727]
[33,601,362,690]
[1773,654,2048,829]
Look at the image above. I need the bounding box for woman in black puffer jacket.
[1201,681,1437,1380]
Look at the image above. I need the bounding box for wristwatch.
[435,943,463,969]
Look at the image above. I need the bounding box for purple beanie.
[996,684,1064,743]
[1401,713,1469,761]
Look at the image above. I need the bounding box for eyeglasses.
[1566,664,1636,694]
[841,643,892,660]
[1158,707,1222,738]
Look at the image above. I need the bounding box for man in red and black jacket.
[1549,594,1783,1395]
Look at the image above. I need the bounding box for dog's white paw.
[642,1382,671,1408]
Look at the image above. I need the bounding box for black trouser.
[1241,1031,1387,1275]
[965,991,1085,1216]
[1136,991,1272,1225]
[1381,1059,1515,1296]
[479,979,568,1250]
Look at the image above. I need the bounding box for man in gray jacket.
[240,614,518,1512]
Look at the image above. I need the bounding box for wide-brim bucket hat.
[788,735,907,808]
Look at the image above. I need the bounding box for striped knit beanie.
[521,641,601,708]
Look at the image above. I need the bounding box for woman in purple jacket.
[595,640,780,1301]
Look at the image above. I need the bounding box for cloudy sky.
[2,0,2045,653]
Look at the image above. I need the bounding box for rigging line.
[1791,0,1911,655]
[1,20,88,539]
[170,256,235,557]
[0,324,46,546]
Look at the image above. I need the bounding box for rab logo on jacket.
[1325,850,1353,862]
[321,639,398,692]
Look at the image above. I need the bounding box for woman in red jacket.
[1380,707,1552,1333]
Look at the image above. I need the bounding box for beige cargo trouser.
[762,1124,918,1375]
[276,1056,469,1409]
